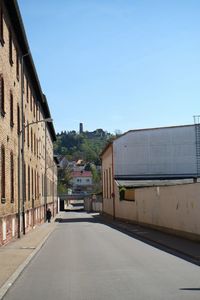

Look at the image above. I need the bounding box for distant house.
[73,159,85,172]
[71,171,93,192]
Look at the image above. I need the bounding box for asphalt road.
[3,212,200,300]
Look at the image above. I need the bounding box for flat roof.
[115,178,196,188]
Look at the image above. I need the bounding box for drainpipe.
[44,122,47,221]
[17,132,21,238]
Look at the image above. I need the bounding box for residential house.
[71,171,93,193]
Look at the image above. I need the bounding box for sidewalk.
[100,214,200,266]
[0,216,58,299]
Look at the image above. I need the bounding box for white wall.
[114,125,197,178]
[113,182,200,239]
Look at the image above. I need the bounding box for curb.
[0,223,56,300]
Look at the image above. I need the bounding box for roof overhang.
[115,178,196,188]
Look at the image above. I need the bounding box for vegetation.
[54,128,121,194]
[54,129,115,165]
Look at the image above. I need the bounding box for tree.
[58,164,73,194]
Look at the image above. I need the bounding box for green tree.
[58,165,73,194]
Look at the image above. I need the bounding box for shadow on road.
[179,288,200,291]
[55,213,200,267]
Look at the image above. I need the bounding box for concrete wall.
[114,125,197,178]
[114,182,200,240]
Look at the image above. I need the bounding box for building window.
[27,121,29,148]
[119,187,135,202]
[0,75,5,117]
[106,169,109,199]
[9,29,13,66]
[31,128,33,152]
[30,92,32,111]
[23,114,25,143]
[16,51,19,80]
[34,133,36,155]
[10,151,14,203]
[32,168,34,201]
[35,170,37,200]
[33,98,36,118]
[109,168,112,199]
[1,145,6,202]
[28,165,30,201]
[103,171,106,198]
[17,104,20,135]
[27,80,29,103]
[0,5,4,45]
[37,173,39,199]
[24,163,26,201]
[42,174,44,197]
[10,92,14,127]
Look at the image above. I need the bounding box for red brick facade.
[0,0,58,246]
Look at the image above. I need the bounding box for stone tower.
[79,123,83,134]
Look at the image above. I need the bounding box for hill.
[54,129,115,165]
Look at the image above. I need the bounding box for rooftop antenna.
[193,115,200,125]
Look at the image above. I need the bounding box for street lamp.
[21,117,53,235]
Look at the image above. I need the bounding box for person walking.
[46,208,52,223]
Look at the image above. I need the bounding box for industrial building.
[101,124,200,240]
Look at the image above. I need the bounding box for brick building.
[0,0,58,245]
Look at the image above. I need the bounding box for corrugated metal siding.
[114,125,197,178]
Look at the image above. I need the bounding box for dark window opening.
[0,75,5,117]
[10,152,14,203]
[1,145,6,202]
[10,92,14,127]
[9,29,13,66]
[0,6,4,45]
[28,166,30,201]
[16,51,19,80]
[17,104,20,135]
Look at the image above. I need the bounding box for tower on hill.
[79,123,83,134]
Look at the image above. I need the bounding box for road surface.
[3,212,200,300]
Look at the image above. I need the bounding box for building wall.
[101,144,114,216]
[0,1,57,246]
[72,176,92,186]
[113,182,200,240]
[114,125,197,178]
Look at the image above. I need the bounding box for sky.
[17,0,200,134]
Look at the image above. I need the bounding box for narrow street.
[3,212,200,300]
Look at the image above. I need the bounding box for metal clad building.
[114,125,198,179]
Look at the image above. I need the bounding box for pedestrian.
[46,208,52,223]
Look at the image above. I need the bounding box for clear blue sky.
[18,0,200,134]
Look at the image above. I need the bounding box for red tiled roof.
[72,171,92,177]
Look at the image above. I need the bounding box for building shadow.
[55,213,200,267]
[179,288,200,291]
